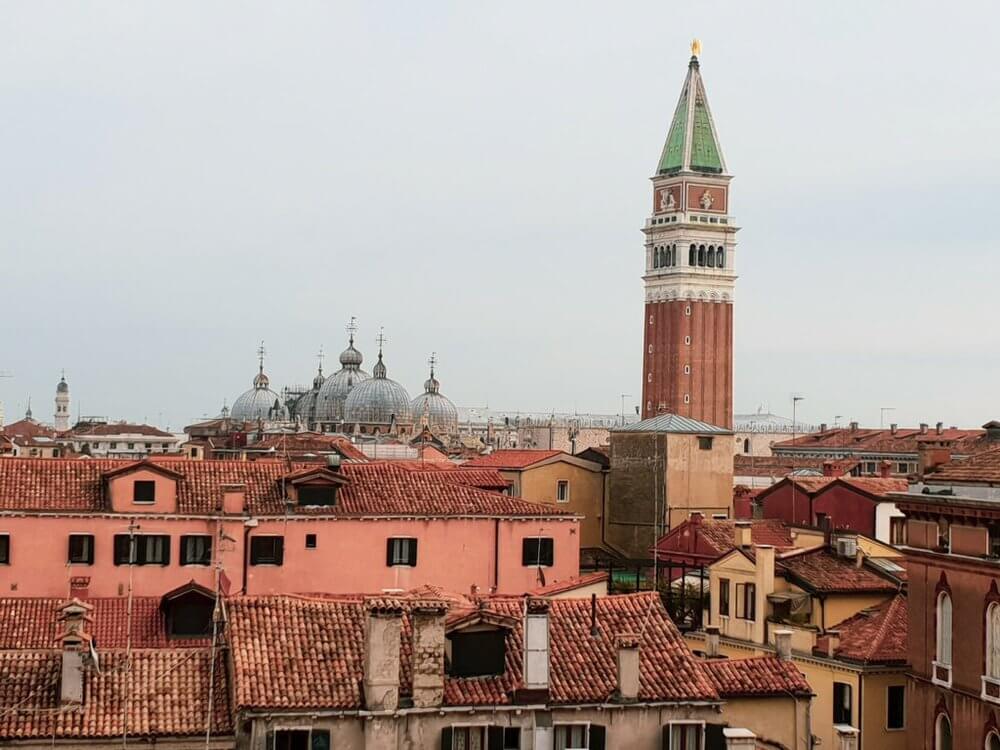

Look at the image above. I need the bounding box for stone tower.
[54,373,70,432]
[641,43,737,429]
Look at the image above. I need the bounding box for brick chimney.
[918,441,952,476]
[734,521,752,549]
[824,629,841,658]
[890,423,898,435]
[615,633,640,702]
[56,598,94,706]
[822,461,837,477]
[363,599,404,711]
[834,725,859,750]
[774,629,792,661]
[523,598,550,693]
[919,423,929,435]
[936,422,944,435]
[705,625,720,658]
[410,600,447,708]
[220,483,246,515]
[689,511,704,526]
[878,461,892,478]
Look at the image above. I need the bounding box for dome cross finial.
[427,351,437,378]
[346,316,359,346]
[375,327,387,358]
[316,345,325,376]
[257,340,266,374]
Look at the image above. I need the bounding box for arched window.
[935,714,952,750]
[987,730,1000,750]
[717,246,725,268]
[689,244,696,266]
[698,245,706,266]
[987,603,1000,680]
[707,246,716,267]
[743,438,750,454]
[669,245,675,266]
[652,248,659,269]
[937,591,953,667]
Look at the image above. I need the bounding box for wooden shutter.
[160,535,171,566]
[310,729,331,750]
[86,535,95,564]
[113,535,130,565]
[386,538,395,566]
[541,538,554,566]
[522,538,534,566]
[440,726,453,750]
[264,730,275,750]
[661,725,671,750]
[486,726,505,750]
[274,536,284,566]
[408,539,418,566]
[704,723,727,750]
[588,723,606,750]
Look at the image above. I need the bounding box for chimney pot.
[734,521,752,549]
[819,423,827,432]
[822,460,836,477]
[705,625,720,658]
[615,633,640,701]
[774,629,792,661]
[57,599,94,707]
[326,454,342,470]
[849,421,858,432]
[920,423,929,434]
[879,461,892,478]
[890,423,898,434]
[936,422,944,435]
[723,728,758,749]
[825,629,841,658]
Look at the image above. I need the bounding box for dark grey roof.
[612,413,732,435]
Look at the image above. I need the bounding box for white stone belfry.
[54,373,70,432]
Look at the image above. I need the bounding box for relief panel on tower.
[685,184,727,213]
[654,185,681,214]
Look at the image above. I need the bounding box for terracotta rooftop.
[245,432,368,461]
[926,447,1000,484]
[529,571,609,597]
[701,656,811,698]
[837,477,910,497]
[0,649,230,740]
[0,419,57,440]
[462,450,564,469]
[773,425,989,456]
[825,593,908,665]
[66,422,174,438]
[778,548,901,594]
[733,455,844,478]
[227,592,720,710]
[392,462,511,491]
[0,458,569,518]
[653,518,796,562]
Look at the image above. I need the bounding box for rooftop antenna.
[620,394,632,427]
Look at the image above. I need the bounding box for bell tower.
[641,42,737,429]
[54,372,70,432]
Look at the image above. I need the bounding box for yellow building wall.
[717,695,810,750]
[861,671,908,750]
[822,593,895,631]
[515,460,605,549]
[664,433,732,527]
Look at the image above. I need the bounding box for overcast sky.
[2,1,998,431]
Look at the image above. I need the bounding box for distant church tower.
[641,42,737,429]
[54,373,70,431]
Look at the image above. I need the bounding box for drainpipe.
[857,675,863,750]
[493,518,500,592]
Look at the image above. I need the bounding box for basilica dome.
[292,364,326,424]
[409,366,458,435]
[316,336,371,423]
[231,367,288,423]
[344,349,411,426]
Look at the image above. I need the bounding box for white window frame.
[388,536,417,567]
[665,721,706,750]
[272,725,329,750]
[933,591,953,688]
[553,721,593,749]
[556,480,570,503]
[935,714,951,750]
[986,729,1000,750]
[983,602,1000,703]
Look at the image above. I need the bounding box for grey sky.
[2,1,998,431]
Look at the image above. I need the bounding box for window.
[68,534,94,565]
[297,485,337,506]
[698,436,713,450]
[0,534,9,564]
[707,247,716,267]
[179,535,212,566]
[449,630,507,677]
[127,442,135,450]
[717,247,725,268]
[698,245,705,266]
[833,681,852,725]
[737,582,756,620]
[718,578,730,617]
[522,537,554,567]
[684,305,691,316]
[987,731,1000,750]
[683,394,690,404]
[305,533,317,549]
[990,525,1000,558]
[250,536,284,565]
[743,438,750,454]
[110,442,118,449]
[886,685,905,730]
[936,591,953,668]
[553,724,605,750]
[113,534,170,565]
[441,726,520,749]
[890,517,907,546]
[935,713,951,750]
[133,480,156,503]
[689,245,696,266]
[684,335,691,345]
[684,364,691,374]
[986,603,1000,698]
[556,481,569,502]
[268,728,331,750]
[165,590,215,638]
[386,537,417,567]
[665,722,703,749]
[938,518,951,552]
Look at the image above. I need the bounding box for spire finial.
[346,316,358,346]
[428,351,437,378]
[257,340,266,374]
[690,38,701,57]
[375,327,387,358]
[317,345,325,375]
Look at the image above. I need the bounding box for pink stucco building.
[0,457,580,598]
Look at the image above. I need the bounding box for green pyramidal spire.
[657,48,726,176]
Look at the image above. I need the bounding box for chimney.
[919,423,929,434]
[825,629,841,658]
[849,421,858,432]
[879,461,892,478]
[363,599,404,711]
[822,460,837,477]
[734,521,752,549]
[326,454,342,471]
[524,599,550,692]
[855,545,866,569]
[774,629,792,661]
[705,625,720,658]
[220,483,246,515]
[819,423,827,433]
[615,633,640,701]
[834,725,859,750]
[410,600,447,708]
[689,511,704,526]
[57,598,94,706]
[723,728,757,750]
[985,422,1000,443]
[918,442,952,477]
[936,422,944,435]
[890,423,898,435]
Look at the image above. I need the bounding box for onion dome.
[56,376,69,394]
[293,354,327,425]
[344,340,411,426]
[316,324,371,423]
[409,355,458,435]
[231,343,289,422]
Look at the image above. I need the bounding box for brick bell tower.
[641,41,737,429]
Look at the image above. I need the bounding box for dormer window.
[161,583,216,638]
[133,480,156,504]
[297,485,337,506]
[448,629,507,677]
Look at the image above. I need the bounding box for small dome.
[312,369,326,390]
[56,376,69,394]
[410,366,457,435]
[316,333,371,423]
[231,346,288,422]
[339,344,364,368]
[344,350,411,425]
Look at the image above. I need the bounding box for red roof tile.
[227,592,719,711]
[827,593,908,665]
[393,463,511,491]
[248,433,368,461]
[462,450,563,469]
[653,519,795,561]
[67,422,174,437]
[927,447,1000,483]
[0,649,230,740]
[774,426,988,456]
[701,656,811,697]
[837,477,909,497]
[778,548,901,594]
[0,458,568,518]
[0,419,57,439]
[529,572,609,597]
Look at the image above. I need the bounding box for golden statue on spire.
[691,38,702,57]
